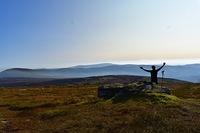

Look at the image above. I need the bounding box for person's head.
[152,65,156,70]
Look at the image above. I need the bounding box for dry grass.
[0,83,199,132]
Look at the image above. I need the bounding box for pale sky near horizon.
[1,0,200,70]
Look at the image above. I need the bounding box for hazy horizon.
[1,0,200,70]
[1,58,200,72]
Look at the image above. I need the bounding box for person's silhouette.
[140,62,166,84]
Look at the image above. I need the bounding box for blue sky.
[1,0,200,70]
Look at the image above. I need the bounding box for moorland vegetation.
[0,76,199,132]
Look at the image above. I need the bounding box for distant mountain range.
[1,63,200,82]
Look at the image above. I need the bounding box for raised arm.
[156,62,166,71]
[140,66,151,72]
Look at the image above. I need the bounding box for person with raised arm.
[140,62,166,84]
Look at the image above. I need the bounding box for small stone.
[160,87,172,95]
[1,120,8,124]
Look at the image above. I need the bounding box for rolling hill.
[1,63,200,82]
[0,75,187,87]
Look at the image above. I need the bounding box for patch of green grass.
[9,101,59,111]
[9,102,37,111]
[112,91,180,105]
[146,92,180,104]
[39,109,68,119]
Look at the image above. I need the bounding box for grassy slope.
[0,83,199,132]
[0,75,187,87]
